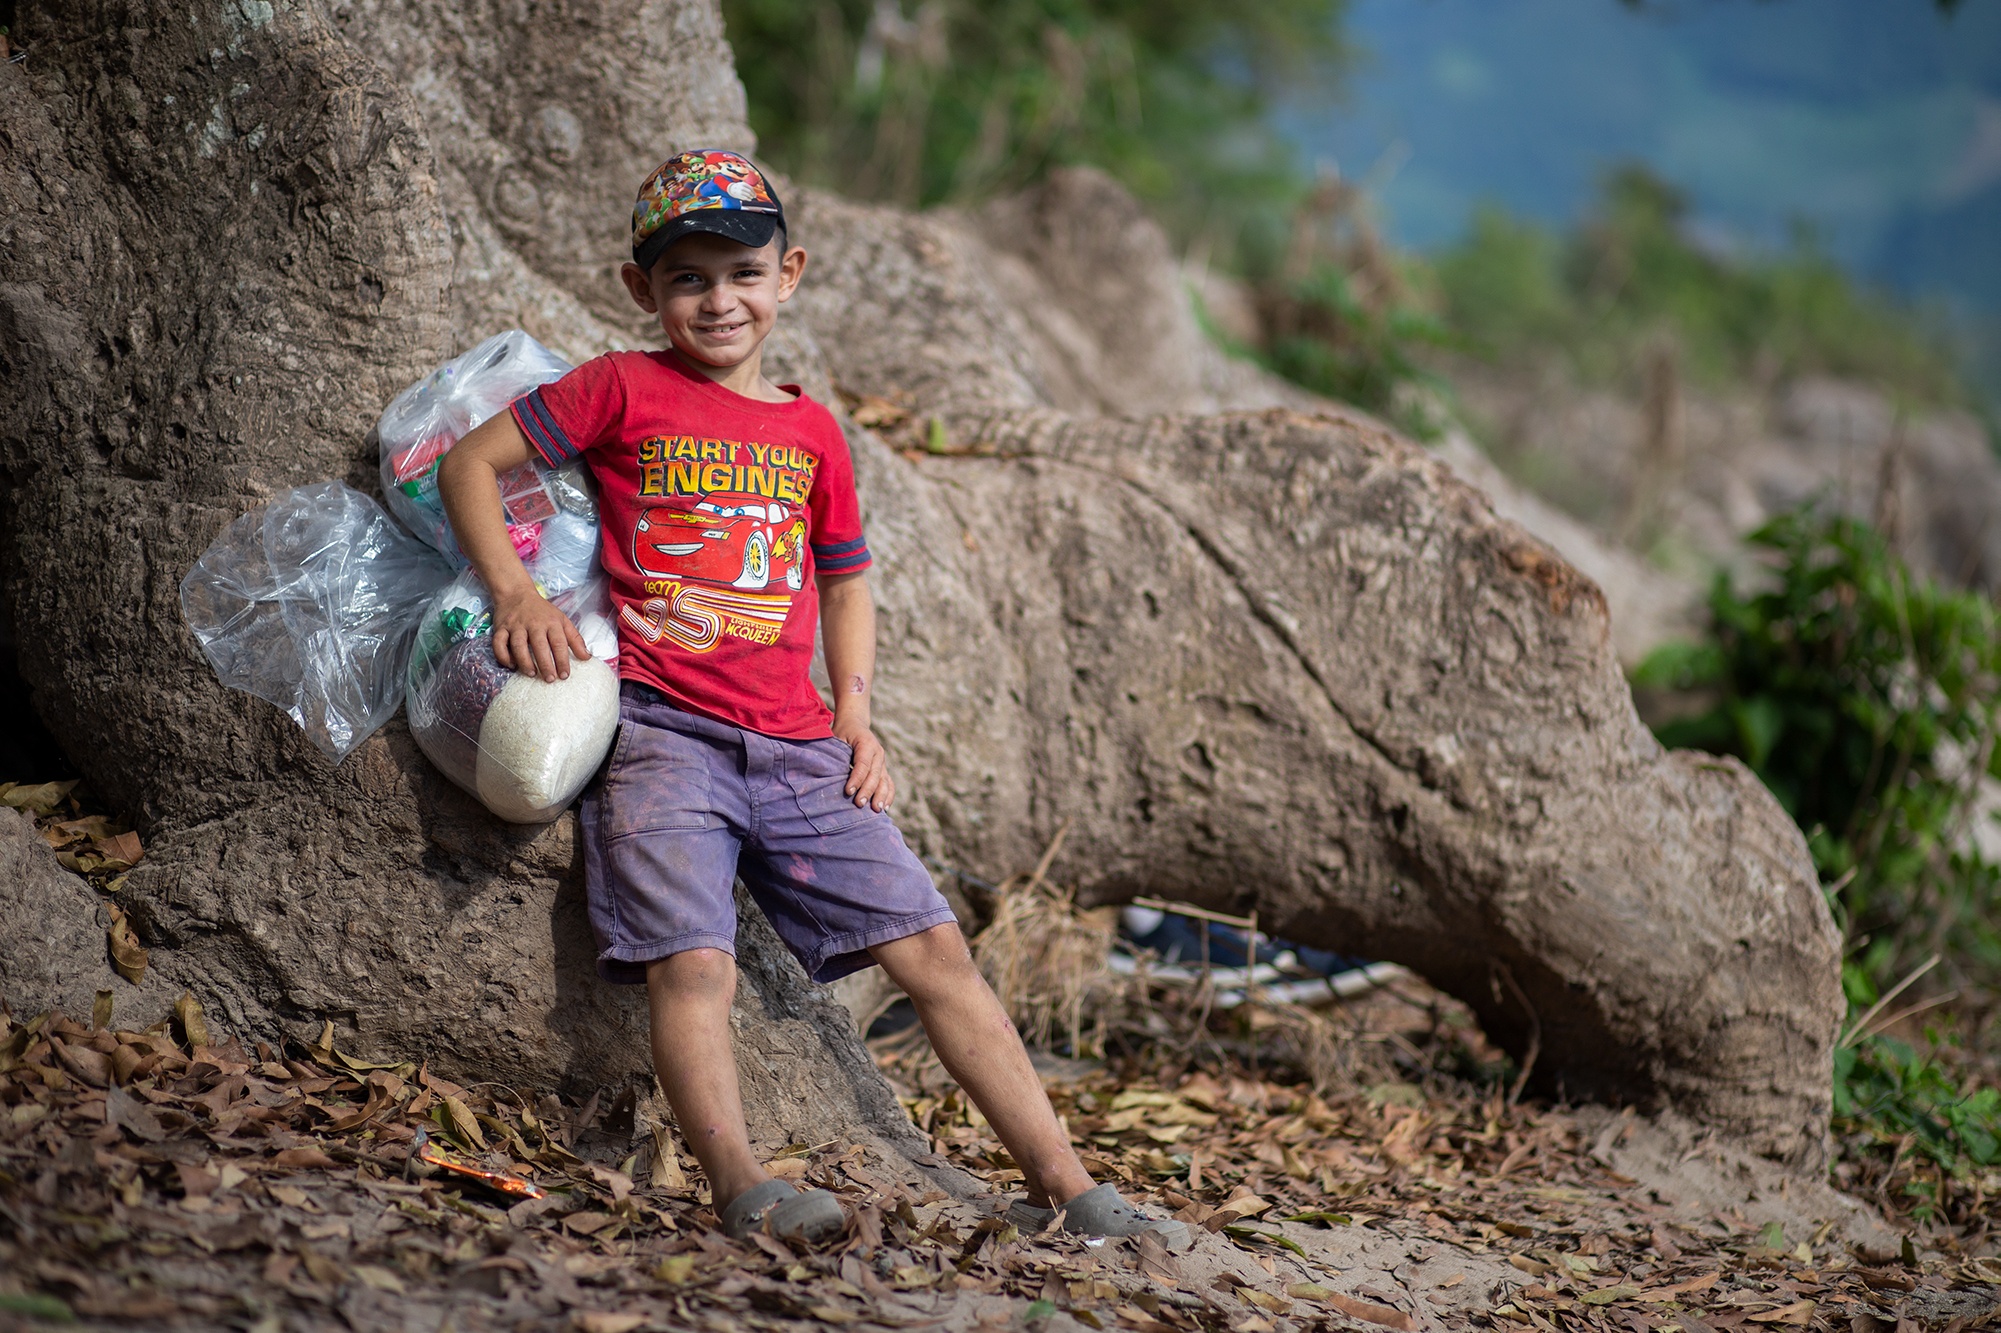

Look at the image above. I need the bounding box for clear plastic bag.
[376,330,589,569]
[181,482,454,762]
[406,571,621,824]
[180,331,609,802]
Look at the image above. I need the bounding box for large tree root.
[0,0,1838,1168]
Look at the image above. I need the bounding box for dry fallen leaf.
[3,779,78,814]
[1748,1300,1817,1324]
[107,1085,167,1142]
[1212,1193,1271,1222]
[44,815,115,846]
[107,907,148,984]
[298,1248,344,1286]
[588,1164,635,1203]
[651,1124,688,1190]
[439,1094,487,1151]
[571,1316,646,1333]
[174,991,209,1049]
[1639,1272,1719,1302]
[51,1035,111,1086]
[1322,1290,1417,1331]
[94,830,143,867]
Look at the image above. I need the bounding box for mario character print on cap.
[630,150,785,271]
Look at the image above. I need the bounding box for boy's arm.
[819,570,893,812]
[437,412,590,683]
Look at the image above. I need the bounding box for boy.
[439,150,1187,1248]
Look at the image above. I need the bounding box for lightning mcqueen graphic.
[632,494,808,592]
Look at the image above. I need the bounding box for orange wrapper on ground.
[411,1127,546,1200]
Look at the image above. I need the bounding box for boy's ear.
[776,246,808,302]
[620,261,660,313]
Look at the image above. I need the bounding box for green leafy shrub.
[1635,507,2001,1177]
[720,0,1346,258]
[721,1,1472,427]
[1634,509,2001,994]
[1253,241,1455,437]
[1835,1033,2001,1176]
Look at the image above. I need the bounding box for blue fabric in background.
[1118,906,1370,979]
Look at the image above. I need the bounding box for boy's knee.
[876,923,982,995]
[899,921,971,960]
[647,947,737,1000]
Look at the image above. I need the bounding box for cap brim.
[634,210,781,270]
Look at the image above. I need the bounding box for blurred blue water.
[1284,0,2001,327]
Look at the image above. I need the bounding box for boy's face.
[620,232,808,371]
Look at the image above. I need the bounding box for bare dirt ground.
[4,973,1998,1333]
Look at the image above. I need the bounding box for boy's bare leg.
[870,924,1095,1208]
[645,949,771,1209]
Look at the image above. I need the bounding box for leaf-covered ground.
[4,977,2000,1333]
[3,779,1999,1332]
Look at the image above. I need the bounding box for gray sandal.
[1007,1183,1194,1252]
[721,1179,846,1244]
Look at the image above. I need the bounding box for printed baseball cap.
[631,149,785,271]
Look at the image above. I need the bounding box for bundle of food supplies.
[181,330,622,824]
[375,330,586,570]
[405,572,621,824]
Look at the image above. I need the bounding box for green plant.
[1219,170,1458,436]
[1834,1032,2001,1183]
[720,0,1346,260]
[1437,166,1969,409]
[1258,263,1453,437]
[1633,508,2001,998]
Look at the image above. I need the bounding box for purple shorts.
[581,683,957,985]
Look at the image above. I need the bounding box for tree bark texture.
[787,177,1842,1163]
[0,0,934,1173]
[0,0,1841,1164]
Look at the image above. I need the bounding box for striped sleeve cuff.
[812,536,872,575]
[510,388,580,467]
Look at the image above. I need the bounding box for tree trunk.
[0,0,935,1175]
[0,0,1840,1167]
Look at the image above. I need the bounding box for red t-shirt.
[511,351,871,739]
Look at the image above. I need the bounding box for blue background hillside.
[1286,0,2001,395]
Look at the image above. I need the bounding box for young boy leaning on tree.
[438,150,1189,1247]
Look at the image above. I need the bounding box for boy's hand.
[833,716,894,812]
[490,582,591,683]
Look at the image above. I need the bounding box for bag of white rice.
[406,572,620,824]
